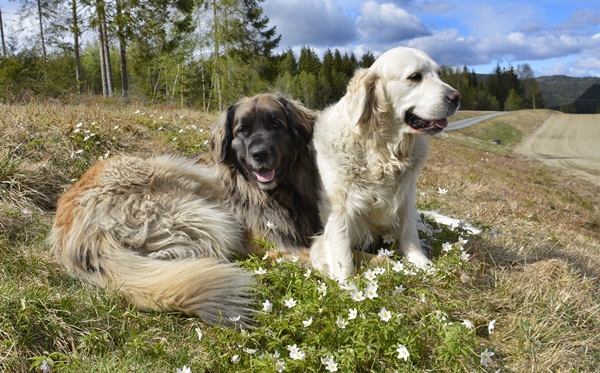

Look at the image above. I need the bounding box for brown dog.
[49,93,321,326]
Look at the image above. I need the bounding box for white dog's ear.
[346,68,386,129]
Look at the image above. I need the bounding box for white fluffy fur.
[310,47,461,280]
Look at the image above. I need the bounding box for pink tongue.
[435,118,448,128]
[256,169,275,183]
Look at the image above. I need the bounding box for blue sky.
[263,0,600,77]
[2,0,599,77]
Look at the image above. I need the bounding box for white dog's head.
[347,47,461,135]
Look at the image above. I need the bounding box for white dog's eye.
[408,72,422,82]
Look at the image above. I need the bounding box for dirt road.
[517,113,600,187]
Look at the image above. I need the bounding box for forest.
[0,0,545,111]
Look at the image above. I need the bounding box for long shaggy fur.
[310,47,462,281]
[208,93,321,254]
[49,93,320,326]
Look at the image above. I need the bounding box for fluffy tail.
[49,155,254,327]
[99,250,254,326]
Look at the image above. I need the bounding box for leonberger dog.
[49,93,320,326]
[309,47,462,281]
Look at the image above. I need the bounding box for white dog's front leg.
[398,206,432,269]
[310,212,355,281]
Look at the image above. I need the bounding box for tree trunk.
[115,0,128,98]
[212,0,221,111]
[36,0,47,77]
[98,22,108,97]
[0,6,7,58]
[71,0,82,94]
[101,10,114,97]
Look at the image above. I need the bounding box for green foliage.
[188,231,487,373]
[537,75,600,110]
[573,83,600,114]
[504,89,522,111]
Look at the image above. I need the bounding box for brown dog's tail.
[102,250,254,326]
[48,155,254,326]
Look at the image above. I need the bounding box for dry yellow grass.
[419,110,600,371]
[1,102,598,372]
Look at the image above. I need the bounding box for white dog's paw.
[405,251,432,269]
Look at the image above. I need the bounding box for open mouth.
[405,113,448,134]
[254,168,276,183]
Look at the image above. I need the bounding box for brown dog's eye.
[408,72,422,82]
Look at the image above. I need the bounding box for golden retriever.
[309,47,461,281]
[49,93,320,326]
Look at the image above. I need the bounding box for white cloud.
[356,1,430,42]
[263,0,357,47]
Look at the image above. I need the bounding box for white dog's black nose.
[447,91,462,107]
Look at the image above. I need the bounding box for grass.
[1,100,599,372]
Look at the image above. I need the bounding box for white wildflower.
[442,242,453,252]
[382,234,396,245]
[462,319,474,330]
[393,285,406,295]
[365,283,378,299]
[302,317,313,327]
[488,319,496,334]
[262,300,273,313]
[275,359,285,372]
[286,344,305,360]
[348,308,358,320]
[480,348,494,366]
[336,316,347,328]
[460,250,471,261]
[392,261,404,272]
[396,345,410,361]
[255,267,267,275]
[351,290,365,302]
[176,365,192,373]
[284,298,297,308]
[377,248,394,258]
[364,269,377,281]
[195,327,203,340]
[378,308,392,322]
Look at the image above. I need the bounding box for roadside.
[517,113,600,188]
[446,111,508,131]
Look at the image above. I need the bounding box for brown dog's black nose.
[447,91,462,107]
[251,147,271,162]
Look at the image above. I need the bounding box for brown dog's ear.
[347,68,386,130]
[211,102,237,163]
[277,96,317,152]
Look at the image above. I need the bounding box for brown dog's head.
[212,93,316,190]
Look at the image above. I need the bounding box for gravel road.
[517,113,600,187]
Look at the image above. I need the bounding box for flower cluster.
[176,232,499,372]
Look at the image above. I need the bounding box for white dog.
[310,47,462,281]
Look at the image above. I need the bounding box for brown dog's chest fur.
[220,159,321,253]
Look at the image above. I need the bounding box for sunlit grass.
[1,103,599,372]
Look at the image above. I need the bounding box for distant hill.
[573,83,600,114]
[536,75,600,110]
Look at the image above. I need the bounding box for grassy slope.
[0,102,598,372]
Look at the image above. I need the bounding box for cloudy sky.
[263,0,600,77]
